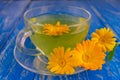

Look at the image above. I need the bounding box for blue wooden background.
[0,0,120,80]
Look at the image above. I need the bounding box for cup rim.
[24,5,91,27]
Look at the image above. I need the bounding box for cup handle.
[16,29,41,56]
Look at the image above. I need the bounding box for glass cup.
[14,5,91,75]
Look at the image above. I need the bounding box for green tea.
[30,14,89,57]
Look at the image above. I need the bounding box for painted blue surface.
[0,0,120,80]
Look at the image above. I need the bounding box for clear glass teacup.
[14,5,91,75]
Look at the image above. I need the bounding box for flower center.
[59,59,66,67]
[100,37,106,44]
[82,54,90,62]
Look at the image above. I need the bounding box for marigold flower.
[91,28,116,52]
[73,40,106,70]
[47,47,76,74]
[43,21,70,36]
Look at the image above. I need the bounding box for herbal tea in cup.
[24,6,91,57]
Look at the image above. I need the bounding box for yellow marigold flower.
[73,40,106,70]
[47,47,76,75]
[43,21,70,36]
[91,28,116,52]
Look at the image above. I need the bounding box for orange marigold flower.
[43,21,70,36]
[47,47,76,74]
[73,40,106,70]
[91,28,116,52]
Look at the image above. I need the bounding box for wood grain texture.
[0,0,120,80]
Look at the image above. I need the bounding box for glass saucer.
[14,46,85,75]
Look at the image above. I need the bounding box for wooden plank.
[0,1,30,52]
[0,0,120,80]
[0,20,35,80]
[0,1,12,11]
[0,1,37,80]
